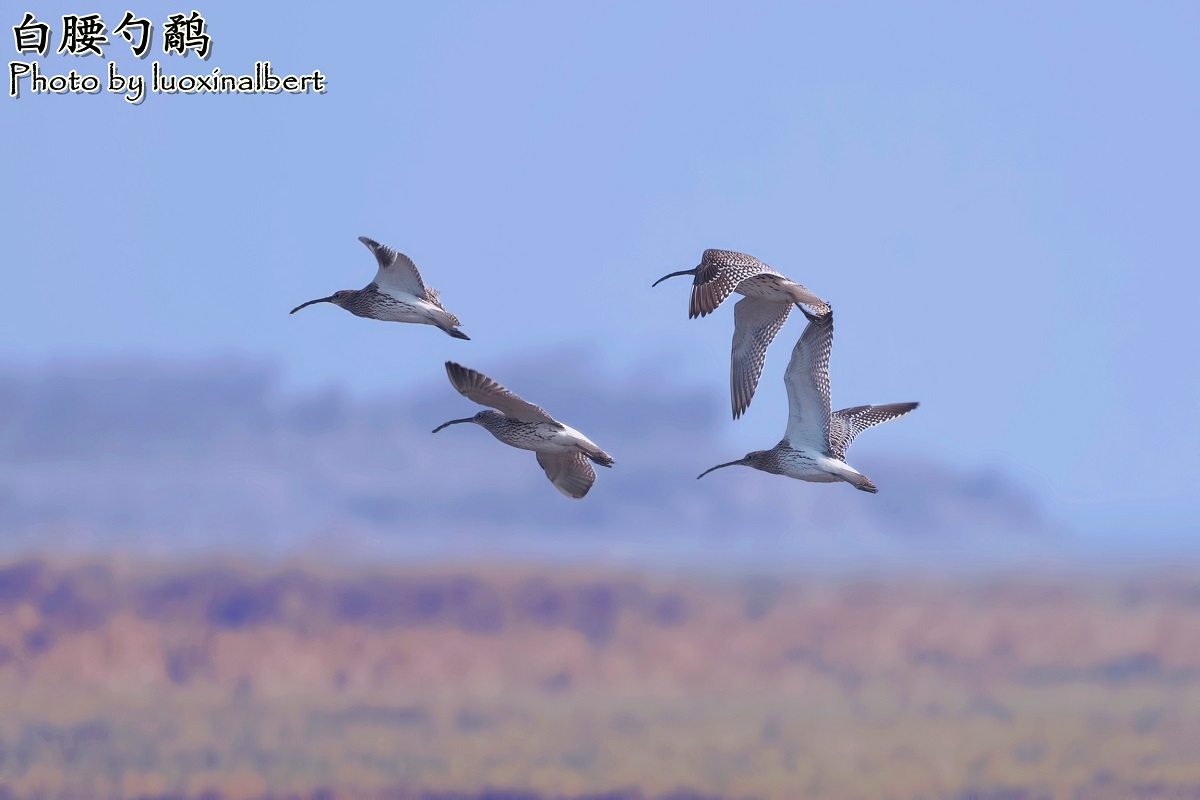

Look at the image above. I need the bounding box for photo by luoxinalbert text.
[7,10,326,103]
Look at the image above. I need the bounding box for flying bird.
[432,362,614,499]
[697,307,917,493]
[652,248,829,419]
[290,236,469,340]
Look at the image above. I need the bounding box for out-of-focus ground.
[3,560,1200,799]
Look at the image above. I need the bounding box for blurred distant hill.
[0,356,1060,564]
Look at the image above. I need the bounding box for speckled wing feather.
[444,362,559,425]
[536,451,597,499]
[730,297,792,419]
[782,307,834,450]
[358,236,449,309]
[828,402,919,461]
[689,249,785,319]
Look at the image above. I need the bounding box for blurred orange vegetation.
[2,558,1200,799]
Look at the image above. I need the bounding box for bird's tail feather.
[582,445,615,467]
[845,472,878,493]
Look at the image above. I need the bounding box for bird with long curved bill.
[432,362,614,499]
[290,236,470,340]
[698,307,918,493]
[652,248,829,420]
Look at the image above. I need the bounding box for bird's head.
[289,289,355,314]
[696,449,778,479]
[432,409,504,433]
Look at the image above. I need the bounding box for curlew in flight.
[652,249,829,419]
[697,307,917,493]
[432,362,614,499]
[290,236,469,340]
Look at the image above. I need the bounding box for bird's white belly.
[784,454,868,485]
[773,450,849,483]
[375,309,427,324]
[779,461,840,482]
[367,300,433,324]
[557,423,599,451]
[788,470,840,483]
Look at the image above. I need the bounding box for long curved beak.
[651,268,696,288]
[696,459,745,479]
[432,418,475,434]
[289,296,335,314]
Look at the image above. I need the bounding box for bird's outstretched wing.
[782,307,834,451]
[828,402,919,461]
[358,236,444,306]
[444,362,559,424]
[689,249,784,318]
[536,451,597,499]
[730,297,791,419]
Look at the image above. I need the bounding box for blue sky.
[3,2,1198,539]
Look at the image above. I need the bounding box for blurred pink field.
[3,559,1200,799]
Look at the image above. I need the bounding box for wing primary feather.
[730,297,791,419]
[782,307,835,450]
[358,236,439,302]
[536,451,596,498]
[443,362,559,425]
[828,401,919,460]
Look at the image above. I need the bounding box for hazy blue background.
[3,1,1197,562]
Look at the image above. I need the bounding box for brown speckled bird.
[290,236,469,340]
[653,248,829,419]
[697,307,918,493]
[432,362,614,499]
